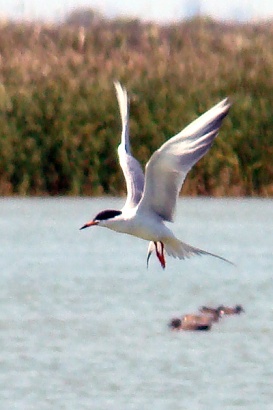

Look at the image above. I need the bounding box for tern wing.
[138,98,231,222]
[114,81,145,210]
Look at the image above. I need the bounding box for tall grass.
[0,16,272,196]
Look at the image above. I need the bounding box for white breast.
[103,210,173,242]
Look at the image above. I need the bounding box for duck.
[168,315,212,331]
[218,304,244,315]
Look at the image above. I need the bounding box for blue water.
[0,197,272,409]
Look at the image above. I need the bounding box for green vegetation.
[0,15,272,196]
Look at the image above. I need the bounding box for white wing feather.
[138,98,231,222]
[114,81,145,210]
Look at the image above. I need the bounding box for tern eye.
[94,209,122,221]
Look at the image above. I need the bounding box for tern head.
[80,209,122,229]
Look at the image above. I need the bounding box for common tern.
[81,82,231,269]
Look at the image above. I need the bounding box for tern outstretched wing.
[138,98,231,222]
[114,81,145,210]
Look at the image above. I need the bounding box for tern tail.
[147,237,234,268]
[165,237,234,264]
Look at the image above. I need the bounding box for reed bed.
[0,16,272,196]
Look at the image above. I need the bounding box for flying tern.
[80,82,231,269]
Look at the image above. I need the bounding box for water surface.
[0,198,272,409]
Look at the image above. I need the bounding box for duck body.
[169,315,212,331]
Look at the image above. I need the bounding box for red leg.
[155,241,166,269]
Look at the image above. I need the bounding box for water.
[0,197,272,410]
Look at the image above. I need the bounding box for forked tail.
[147,238,233,268]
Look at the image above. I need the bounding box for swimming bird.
[168,316,212,331]
[218,305,245,315]
[80,82,231,269]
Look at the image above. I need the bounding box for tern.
[80,82,231,269]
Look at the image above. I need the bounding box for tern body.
[100,207,172,241]
[81,82,232,268]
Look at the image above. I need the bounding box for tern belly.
[106,215,173,242]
